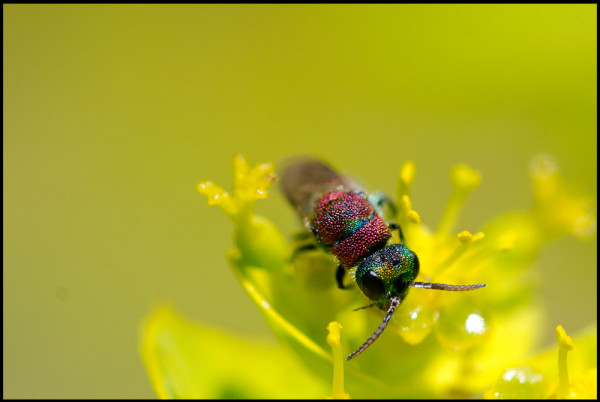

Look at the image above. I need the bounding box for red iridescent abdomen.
[312,190,392,268]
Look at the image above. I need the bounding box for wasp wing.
[279,158,362,228]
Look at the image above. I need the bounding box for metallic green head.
[355,244,419,310]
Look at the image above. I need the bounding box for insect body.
[280,158,485,361]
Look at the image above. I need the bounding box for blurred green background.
[3,4,596,398]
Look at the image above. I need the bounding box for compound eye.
[410,250,420,280]
[358,270,386,301]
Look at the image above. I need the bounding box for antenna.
[346,297,399,361]
[409,281,486,291]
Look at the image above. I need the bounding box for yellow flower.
[140,154,596,398]
[485,324,597,399]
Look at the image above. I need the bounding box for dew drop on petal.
[434,298,489,352]
[491,367,548,399]
[395,297,433,345]
[465,313,486,335]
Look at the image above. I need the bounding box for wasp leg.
[353,303,375,311]
[369,191,398,216]
[336,264,353,290]
[291,242,318,260]
[388,222,405,243]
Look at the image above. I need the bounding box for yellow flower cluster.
[141,154,596,399]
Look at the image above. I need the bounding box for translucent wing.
[280,158,361,227]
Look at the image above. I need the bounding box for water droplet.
[434,297,489,352]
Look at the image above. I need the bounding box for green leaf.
[140,304,327,399]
